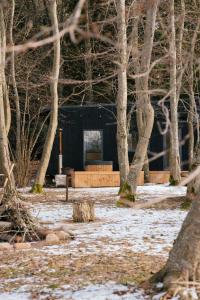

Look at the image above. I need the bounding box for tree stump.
[72,200,95,222]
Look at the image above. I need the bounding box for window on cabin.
[83,130,103,163]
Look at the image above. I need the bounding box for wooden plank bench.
[149,171,189,184]
[71,171,144,188]
[149,171,170,184]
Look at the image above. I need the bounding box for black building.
[47,103,190,176]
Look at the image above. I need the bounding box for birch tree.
[168,0,181,185]
[116,0,129,187]
[119,0,159,203]
[32,0,60,193]
[0,2,11,134]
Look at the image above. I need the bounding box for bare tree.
[84,0,93,102]
[32,0,60,193]
[0,4,40,241]
[0,2,11,134]
[116,0,129,187]
[119,0,159,203]
[168,0,181,185]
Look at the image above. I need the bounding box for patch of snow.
[33,201,186,257]
[37,282,150,300]
[0,293,29,300]
[31,184,187,257]
[156,282,164,289]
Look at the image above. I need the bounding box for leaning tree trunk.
[169,0,181,185]
[32,0,60,193]
[153,197,200,298]
[116,0,129,187]
[119,0,159,202]
[154,130,200,298]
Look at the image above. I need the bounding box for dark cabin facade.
[47,103,189,176]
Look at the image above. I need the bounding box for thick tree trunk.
[119,0,159,201]
[73,200,95,222]
[32,0,60,193]
[155,124,200,297]
[154,198,200,297]
[169,0,181,185]
[116,0,129,187]
[125,102,154,197]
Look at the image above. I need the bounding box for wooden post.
[66,174,68,201]
[72,200,95,222]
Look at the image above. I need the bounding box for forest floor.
[0,184,189,300]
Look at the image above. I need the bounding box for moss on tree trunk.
[31,183,44,194]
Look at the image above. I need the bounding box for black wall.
[47,104,189,175]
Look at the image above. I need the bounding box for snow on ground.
[34,204,186,257]
[33,184,187,257]
[0,282,151,300]
[0,185,188,300]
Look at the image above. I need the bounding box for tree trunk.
[9,0,23,186]
[73,200,95,222]
[188,95,195,170]
[153,198,200,297]
[0,6,11,135]
[187,143,200,200]
[32,0,60,193]
[169,0,181,185]
[0,4,40,242]
[85,0,93,103]
[116,0,129,187]
[0,6,14,186]
[119,0,159,201]
[154,116,200,297]
[187,18,200,170]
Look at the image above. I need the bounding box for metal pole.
[58,128,63,174]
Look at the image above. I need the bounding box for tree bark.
[169,0,181,185]
[84,0,93,103]
[0,6,14,186]
[119,0,159,201]
[0,6,11,135]
[116,0,129,187]
[9,0,23,186]
[0,4,40,242]
[187,18,200,170]
[73,200,95,222]
[32,0,60,193]
[153,198,200,297]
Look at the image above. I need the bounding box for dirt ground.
[0,185,188,299]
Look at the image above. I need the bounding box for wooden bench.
[71,171,144,188]
[149,171,170,184]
